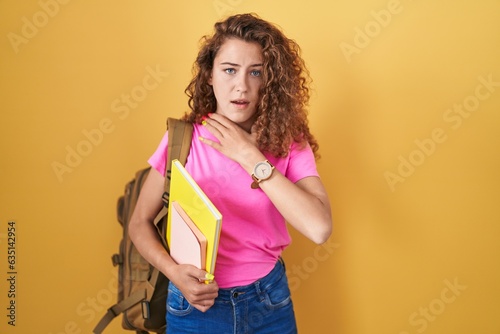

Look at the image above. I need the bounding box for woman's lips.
[231,99,249,104]
[231,100,250,108]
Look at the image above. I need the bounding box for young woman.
[129,13,332,333]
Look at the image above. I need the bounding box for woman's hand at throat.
[199,113,266,173]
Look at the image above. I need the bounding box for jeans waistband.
[216,258,286,302]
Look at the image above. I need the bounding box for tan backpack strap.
[155,117,193,245]
[149,118,193,309]
[92,290,146,334]
[161,117,194,208]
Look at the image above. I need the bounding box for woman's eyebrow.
[219,62,263,67]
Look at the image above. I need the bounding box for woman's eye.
[251,70,261,77]
[225,68,236,74]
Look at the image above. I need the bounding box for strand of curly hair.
[182,13,320,159]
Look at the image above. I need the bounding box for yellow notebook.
[167,159,222,275]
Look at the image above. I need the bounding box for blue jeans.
[166,259,297,334]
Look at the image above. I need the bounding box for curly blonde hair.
[183,13,319,159]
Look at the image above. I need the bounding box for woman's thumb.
[198,271,215,283]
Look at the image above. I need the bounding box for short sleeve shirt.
[149,123,319,288]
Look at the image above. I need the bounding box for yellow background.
[1,0,499,333]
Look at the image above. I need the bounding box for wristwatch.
[251,160,275,189]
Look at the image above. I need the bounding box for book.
[167,159,222,275]
[169,201,207,270]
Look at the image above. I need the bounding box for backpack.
[94,118,193,334]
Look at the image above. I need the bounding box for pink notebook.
[169,201,207,270]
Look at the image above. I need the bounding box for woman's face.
[209,38,263,132]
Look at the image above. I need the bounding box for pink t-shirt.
[148,123,319,288]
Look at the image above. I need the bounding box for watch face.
[254,161,272,179]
